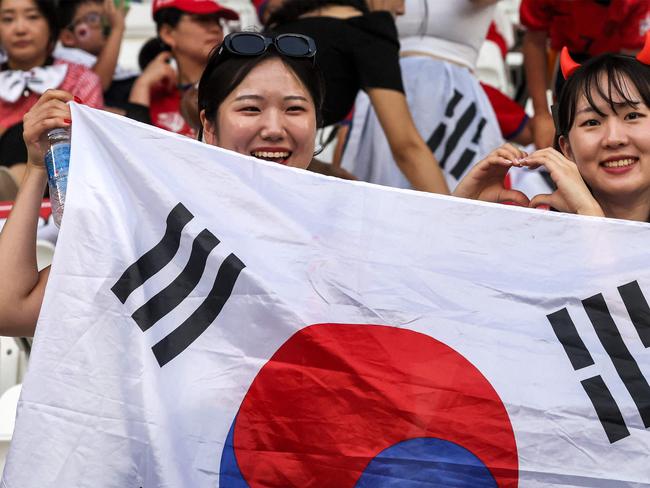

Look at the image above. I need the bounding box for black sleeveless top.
[273,11,404,126]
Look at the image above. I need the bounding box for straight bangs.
[582,63,648,116]
[557,54,650,136]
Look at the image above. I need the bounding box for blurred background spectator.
[521,0,650,150]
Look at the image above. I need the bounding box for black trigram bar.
[445,89,463,117]
[131,229,221,332]
[581,375,630,443]
[583,293,650,428]
[449,117,486,180]
[427,90,462,154]
[439,102,477,168]
[618,281,650,348]
[111,203,194,303]
[547,308,595,371]
[450,149,475,180]
[427,124,446,154]
[449,117,487,179]
[471,118,487,144]
[152,253,246,367]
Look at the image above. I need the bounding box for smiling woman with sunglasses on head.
[198,32,322,168]
[0,31,324,336]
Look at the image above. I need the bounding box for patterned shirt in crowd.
[0,59,103,133]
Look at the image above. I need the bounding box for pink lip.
[12,41,31,48]
[601,164,636,175]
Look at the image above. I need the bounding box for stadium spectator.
[340,0,503,191]
[521,0,649,150]
[128,0,238,137]
[0,31,325,336]
[55,0,148,121]
[266,0,449,194]
[455,46,650,223]
[0,0,103,179]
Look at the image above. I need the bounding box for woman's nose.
[602,118,629,147]
[259,111,285,140]
[13,16,28,32]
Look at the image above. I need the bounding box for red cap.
[152,0,239,20]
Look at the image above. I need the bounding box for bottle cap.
[47,127,70,143]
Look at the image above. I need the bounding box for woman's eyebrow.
[234,95,264,101]
[285,96,308,101]
[577,100,640,114]
[577,106,597,114]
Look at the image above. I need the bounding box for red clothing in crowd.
[482,22,528,140]
[149,85,196,138]
[0,59,103,132]
[520,0,649,55]
[480,83,528,140]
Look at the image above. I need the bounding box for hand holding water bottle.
[23,90,76,226]
[22,90,73,168]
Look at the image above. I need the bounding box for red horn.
[636,32,650,65]
[560,46,581,79]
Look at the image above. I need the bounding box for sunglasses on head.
[220,32,317,63]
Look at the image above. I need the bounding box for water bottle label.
[44,143,71,180]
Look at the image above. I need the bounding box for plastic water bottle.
[44,127,71,227]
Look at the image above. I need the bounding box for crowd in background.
[0,0,646,200]
[0,0,649,287]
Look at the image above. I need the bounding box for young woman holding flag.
[0,31,324,336]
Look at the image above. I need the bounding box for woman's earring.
[313,144,324,157]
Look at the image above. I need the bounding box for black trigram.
[427,89,487,180]
[547,281,650,443]
[111,203,245,367]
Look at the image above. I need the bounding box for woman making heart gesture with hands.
[455,38,650,223]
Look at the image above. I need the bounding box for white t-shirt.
[396,0,497,70]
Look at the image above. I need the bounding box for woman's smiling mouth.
[251,150,291,164]
[600,156,638,173]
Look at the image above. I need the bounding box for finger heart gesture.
[519,148,605,217]
[453,143,530,206]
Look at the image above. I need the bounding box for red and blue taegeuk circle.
[220,323,518,487]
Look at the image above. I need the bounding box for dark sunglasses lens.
[277,36,312,57]
[230,34,266,55]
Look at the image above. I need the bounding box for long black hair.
[266,0,368,27]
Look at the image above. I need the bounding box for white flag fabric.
[3,104,650,487]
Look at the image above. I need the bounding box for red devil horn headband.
[560,47,581,79]
[636,31,650,64]
[560,32,650,79]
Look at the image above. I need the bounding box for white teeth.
[252,151,290,159]
[603,158,636,168]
